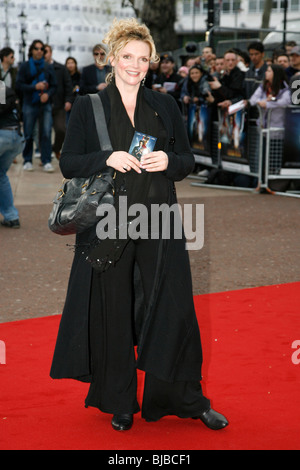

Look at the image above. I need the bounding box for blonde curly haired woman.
[50,18,228,432]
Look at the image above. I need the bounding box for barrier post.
[264,107,300,198]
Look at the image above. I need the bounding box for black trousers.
[85,238,210,421]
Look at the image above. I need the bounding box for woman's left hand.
[258,100,267,108]
[140,151,169,172]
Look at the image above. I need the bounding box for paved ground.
[1,155,300,323]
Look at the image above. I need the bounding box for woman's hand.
[257,100,267,108]
[106,151,142,173]
[140,151,169,172]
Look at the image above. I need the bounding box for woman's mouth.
[126,71,140,76]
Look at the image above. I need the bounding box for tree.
[122,0,140,17]
[260,0,273,40]
[141,0,178,52]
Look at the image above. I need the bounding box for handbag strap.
[88,93,113,151]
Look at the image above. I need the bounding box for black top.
[154,72,182,101]
[51,60,74,108]
[80,64,111,95]
[0,87,20,129]
[107,82,168,208]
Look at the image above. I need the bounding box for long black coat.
[50,86,203,383]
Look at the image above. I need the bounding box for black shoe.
[111,413,133,431]
[1,219,20,229]
[193,408,229,430]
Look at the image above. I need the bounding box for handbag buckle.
[57,189,65,200]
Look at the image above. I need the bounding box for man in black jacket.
[80,44,110,95]
[16,39,57,172]
[0,87,24,228]
[208,49,245,109]
[44,44,73,160]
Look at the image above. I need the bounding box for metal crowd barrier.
[187,103,300,198]
[263,107,300,198]
[188,105,262,192]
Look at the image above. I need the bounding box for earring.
[141,77,146,86]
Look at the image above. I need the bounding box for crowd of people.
[0,37,298,228]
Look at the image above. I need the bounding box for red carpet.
[1,282,300,450]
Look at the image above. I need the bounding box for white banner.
[0,0,135,69]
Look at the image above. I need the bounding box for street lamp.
[283,0,288,46]
[18,10,27,63]
[67,37,73,55]
[44,20,52,44]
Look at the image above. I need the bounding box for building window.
[182,0,241,14]
[183,0,191,14]
[183,0,201,14]
[291,0,300,10]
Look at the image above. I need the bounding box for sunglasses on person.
[94,51,105,56]
[34,46,44,51]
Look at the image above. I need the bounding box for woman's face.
[111,40,150,88]
[189,68,202,82]
[66,59,76,74]
[265,66,274,83]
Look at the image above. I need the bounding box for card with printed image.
[129,131,157,162]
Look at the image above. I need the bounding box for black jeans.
[85,238,210,420]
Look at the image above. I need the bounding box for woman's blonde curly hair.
[99,17,159,84]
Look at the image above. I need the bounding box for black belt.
[2,126,19,131]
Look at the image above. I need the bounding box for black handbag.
[48,94,115,236]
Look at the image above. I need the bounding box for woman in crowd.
[248,63,291,127]
[65,56,81,96]
[50,17,228,432]
[248,64,291,189]
[181,64,211,106]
